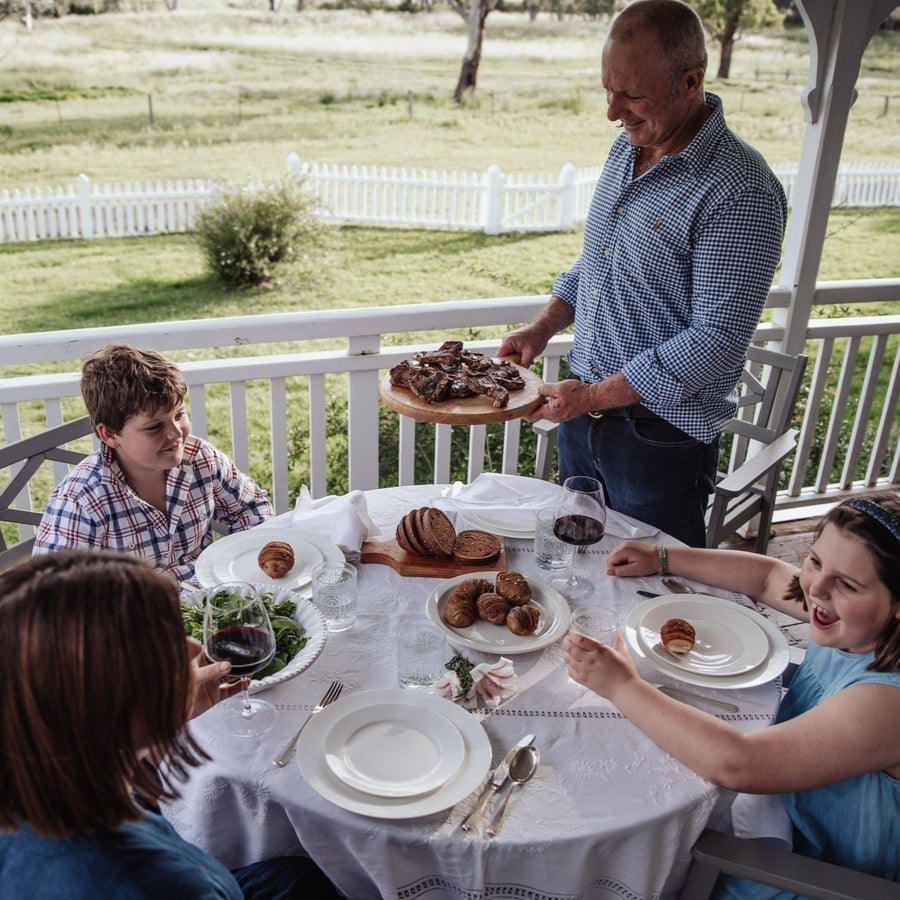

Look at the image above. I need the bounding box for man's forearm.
[533,295,575,344]
[583,372,643,411]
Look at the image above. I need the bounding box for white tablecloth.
[163,484,781,900]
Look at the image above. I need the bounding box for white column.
[774,0,898,356]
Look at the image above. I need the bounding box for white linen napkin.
[434,472,658,539]
[290,486,382,554]
[717,793,794,851]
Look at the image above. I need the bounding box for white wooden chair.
[678,828,900,899]
[532,347,808,553]
[706,347,808,553]
[0,416,94,571]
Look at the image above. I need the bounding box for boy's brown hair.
[0,551,207,837]
[81,343,187,435]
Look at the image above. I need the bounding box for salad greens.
[182,588,308,680]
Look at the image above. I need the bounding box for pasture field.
[1,3,897,340]
[1,4,898,184]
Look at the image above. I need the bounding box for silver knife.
[460,733,535,832]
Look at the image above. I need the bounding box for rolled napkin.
[290,486,382,554]
[434,654,518,708]
[434,472,658,539]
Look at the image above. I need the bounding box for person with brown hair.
[564,494,900,896]
[33,343,272,584]
[499,0,786,547]
[0,550,339,899]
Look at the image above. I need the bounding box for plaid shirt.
[553,93,787,443]
[33,435,272,583]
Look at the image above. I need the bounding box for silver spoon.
[486,745,539,837]
[662,576,695,594]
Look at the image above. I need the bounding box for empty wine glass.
[551,476,607,601]
[202,581,277,737]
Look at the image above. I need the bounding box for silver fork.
[272,680,343,767]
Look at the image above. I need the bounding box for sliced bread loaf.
[420,507,456,558]
[452,529,501,566]
[400,510,430,556]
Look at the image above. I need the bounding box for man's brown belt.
[588,404,660,420]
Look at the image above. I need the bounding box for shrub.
[195,178,321,288]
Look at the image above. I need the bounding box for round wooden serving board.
[379,359,544,425]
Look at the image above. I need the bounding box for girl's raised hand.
[562,631,640,699]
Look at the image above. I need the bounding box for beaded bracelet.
[656,544,668,575]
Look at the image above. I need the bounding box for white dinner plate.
[194,526,344,591]
[426,574,569,655]
[184,582,328,694]
[638,597,769,676]
[323,702,466,798]
[461,510,536,539]
[625,594,789,690]
[297,688,491,819]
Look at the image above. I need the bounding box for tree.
[447,0,501,103]
[691,0,783,79]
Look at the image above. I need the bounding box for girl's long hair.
[0,550,208,837]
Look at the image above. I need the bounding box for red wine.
[207,626,275,676]
[554,513,604,546]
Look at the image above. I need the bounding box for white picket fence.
[1,159,898,244]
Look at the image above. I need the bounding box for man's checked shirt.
[553,93,787,443]
[34,435,272,583]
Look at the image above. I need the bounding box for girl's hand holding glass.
[201,582,278,737]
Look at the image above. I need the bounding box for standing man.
[499,0,786,547]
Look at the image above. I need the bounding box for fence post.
[481,164,504,235]
[557,163,576,230]
[76,173,93,239]
[286,152,302,180]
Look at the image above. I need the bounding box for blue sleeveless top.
[714,641,900,900]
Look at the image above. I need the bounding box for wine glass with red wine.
[551,476,607,601]
[202,582,278,737]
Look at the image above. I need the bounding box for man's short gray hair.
[611,0,708,82]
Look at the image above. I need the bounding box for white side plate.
[297,688,491,819]
[625,594,789,690]
[639,597,769,676]
[195,526,344,591]
[323,702,466,797]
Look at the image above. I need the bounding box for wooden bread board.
[379,360,544,425]
[360,537,507,577]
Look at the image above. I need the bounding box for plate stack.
[625,594,790,689]
[296,688,492,818]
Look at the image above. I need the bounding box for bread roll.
[506,605,540,635]
[257,541,294,579]
[444,591,477,628]
[494,571,531,606]
[476,592,510,625]
[660,618,695,654]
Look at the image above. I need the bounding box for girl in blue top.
[564,494,900,896]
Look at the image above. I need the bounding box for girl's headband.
[841,498,900,544]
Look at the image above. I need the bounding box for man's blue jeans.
[558,411,718,547]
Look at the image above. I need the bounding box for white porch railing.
[1,280,899,543]
[2,160,899,243]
